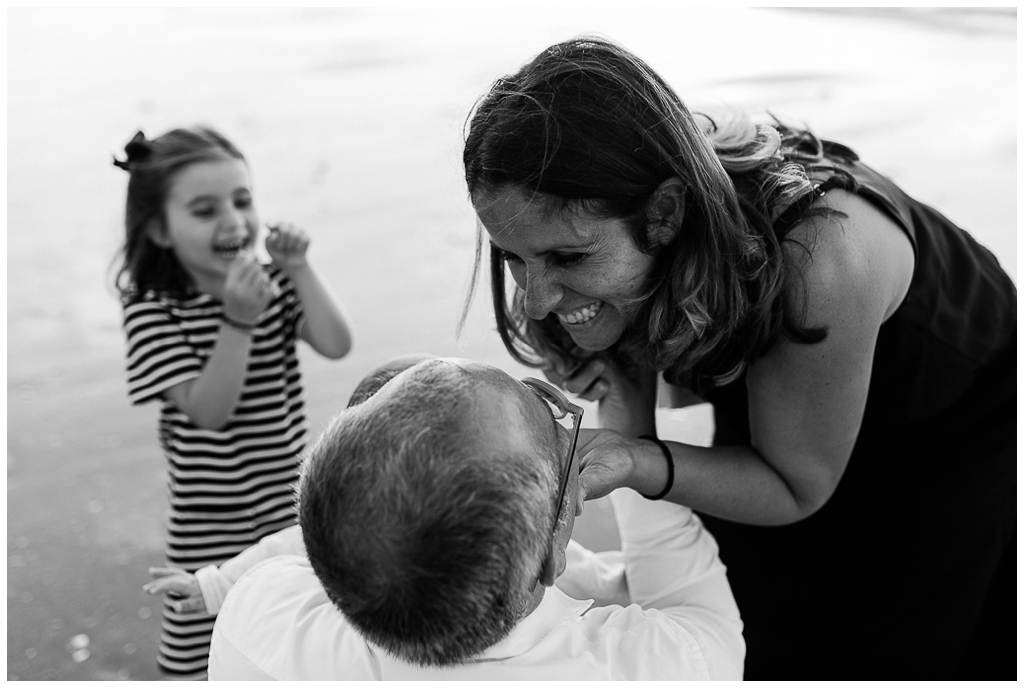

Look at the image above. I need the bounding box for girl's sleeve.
[123,298,203,405]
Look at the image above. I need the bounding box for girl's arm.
[266,223,352,359]
[576,190,914,525]
[163,254,276,430]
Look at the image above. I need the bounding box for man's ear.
[538,547,559,588]
[145,218,172,248]
[645,177,686,248]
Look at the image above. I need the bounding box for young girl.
[112,126,353,679]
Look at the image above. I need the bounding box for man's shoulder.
[576,600,709,658]
[210,555,381,680]
[522,589,740,680]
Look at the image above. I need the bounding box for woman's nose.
[522,267,562,320]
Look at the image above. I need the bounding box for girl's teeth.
[560,303,601,325]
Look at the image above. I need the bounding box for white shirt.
[208,489,744,680]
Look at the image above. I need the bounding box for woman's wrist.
[628,436,674,498]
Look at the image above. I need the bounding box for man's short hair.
[299,360,559,666]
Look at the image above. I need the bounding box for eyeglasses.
[520,377,584,569]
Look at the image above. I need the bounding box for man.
[153,356,744,679]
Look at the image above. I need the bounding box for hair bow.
[112,130,151,171]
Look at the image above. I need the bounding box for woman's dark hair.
[110,126,245,302]
[462,36,838,393]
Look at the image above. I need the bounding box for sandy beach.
[6,8,1015,680]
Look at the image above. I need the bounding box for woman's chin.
[562,321,623,352]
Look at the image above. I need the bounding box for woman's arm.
[578,190,914,525]
[266,223,353,359]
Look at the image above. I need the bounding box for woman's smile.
[475,186,655,352]
[557,301,602,326]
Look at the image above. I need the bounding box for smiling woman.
[462,36,1015,679]
[474,186,661,353]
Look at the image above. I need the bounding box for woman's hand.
[550,357,658,436]
[574,428,641,511]
[143,567,207,614]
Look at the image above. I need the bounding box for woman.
[462,37,1014,679]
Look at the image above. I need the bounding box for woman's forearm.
[631,439,818,526]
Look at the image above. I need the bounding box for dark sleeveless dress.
[697,148,1016,679]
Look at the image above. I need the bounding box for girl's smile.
[474,186,655,352]
[152,158,259,296]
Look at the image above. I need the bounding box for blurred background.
[7,7,1015,680]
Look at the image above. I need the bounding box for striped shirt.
[123,265,307,570]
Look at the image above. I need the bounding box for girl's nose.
[221,207,247,232]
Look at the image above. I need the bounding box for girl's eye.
[191,206,216,219]
[551,252,586,268]
[235,196,252,209]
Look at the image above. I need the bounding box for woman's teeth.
[559,303,601,325]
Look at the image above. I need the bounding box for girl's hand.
[265,222,310,273]
[574,428,642,511]
[143,567,207,614]
[223,251,278,325]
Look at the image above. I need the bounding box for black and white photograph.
[7,7,1016,681]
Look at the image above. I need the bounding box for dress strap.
[772,177,843,235]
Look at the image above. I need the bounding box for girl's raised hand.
[144,567,207,614]
[223,251,278,326]
[265,222,310,272]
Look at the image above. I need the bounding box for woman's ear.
[145,218,172,248]
[645,177,686,247]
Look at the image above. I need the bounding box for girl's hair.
[462,36,843,393]
[110,126,245,302]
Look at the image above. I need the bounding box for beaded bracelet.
[222,315,254,333]
[638,434,675,501]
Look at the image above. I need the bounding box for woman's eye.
[551,252,586,267]
[496,248,522,264]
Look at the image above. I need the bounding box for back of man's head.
[299,360,558,666]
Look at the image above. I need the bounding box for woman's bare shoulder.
[784,188,915,329]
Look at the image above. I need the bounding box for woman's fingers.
[575,429,636,506]
[576,378,610,402]
[558,358,610,401]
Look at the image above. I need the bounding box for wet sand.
[6,8,1015,680]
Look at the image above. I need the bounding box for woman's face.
[474,186,655,352]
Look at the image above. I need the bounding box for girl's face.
[156,158,259,295]
[475,186,654,352]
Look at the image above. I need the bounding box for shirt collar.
[474,587,593,661]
